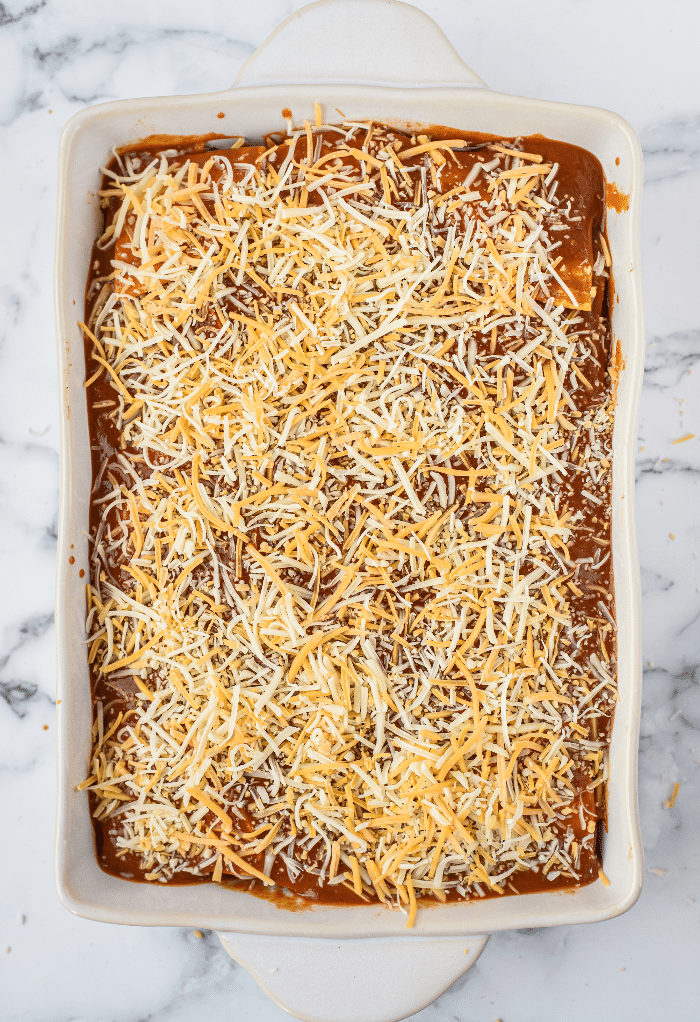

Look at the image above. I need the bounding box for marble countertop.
[1,1,698,1019]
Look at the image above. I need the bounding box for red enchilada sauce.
[82,120,616,916]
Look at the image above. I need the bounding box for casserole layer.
[80,118,617,924]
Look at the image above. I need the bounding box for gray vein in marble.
[641,115,700,183]
[640,565,674,596]
[0,0,47,27]
[636,458,700,481]
[1,18,258,124]
[643,329,700,387]
[0,677,39,718]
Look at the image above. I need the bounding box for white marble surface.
[1,0,699,1019]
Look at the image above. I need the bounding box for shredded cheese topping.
[82,119,616,921]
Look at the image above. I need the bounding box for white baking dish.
[54,2,644,1018]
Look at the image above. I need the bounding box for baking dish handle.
[233,0,488,91]
[217,931,489,1022]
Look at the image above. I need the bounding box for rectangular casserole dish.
[55,0,644,941]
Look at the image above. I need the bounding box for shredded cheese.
[82,119,617,920]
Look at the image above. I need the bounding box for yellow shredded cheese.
[81,119,616,920]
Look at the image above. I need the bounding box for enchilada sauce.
[83,122,615,910]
